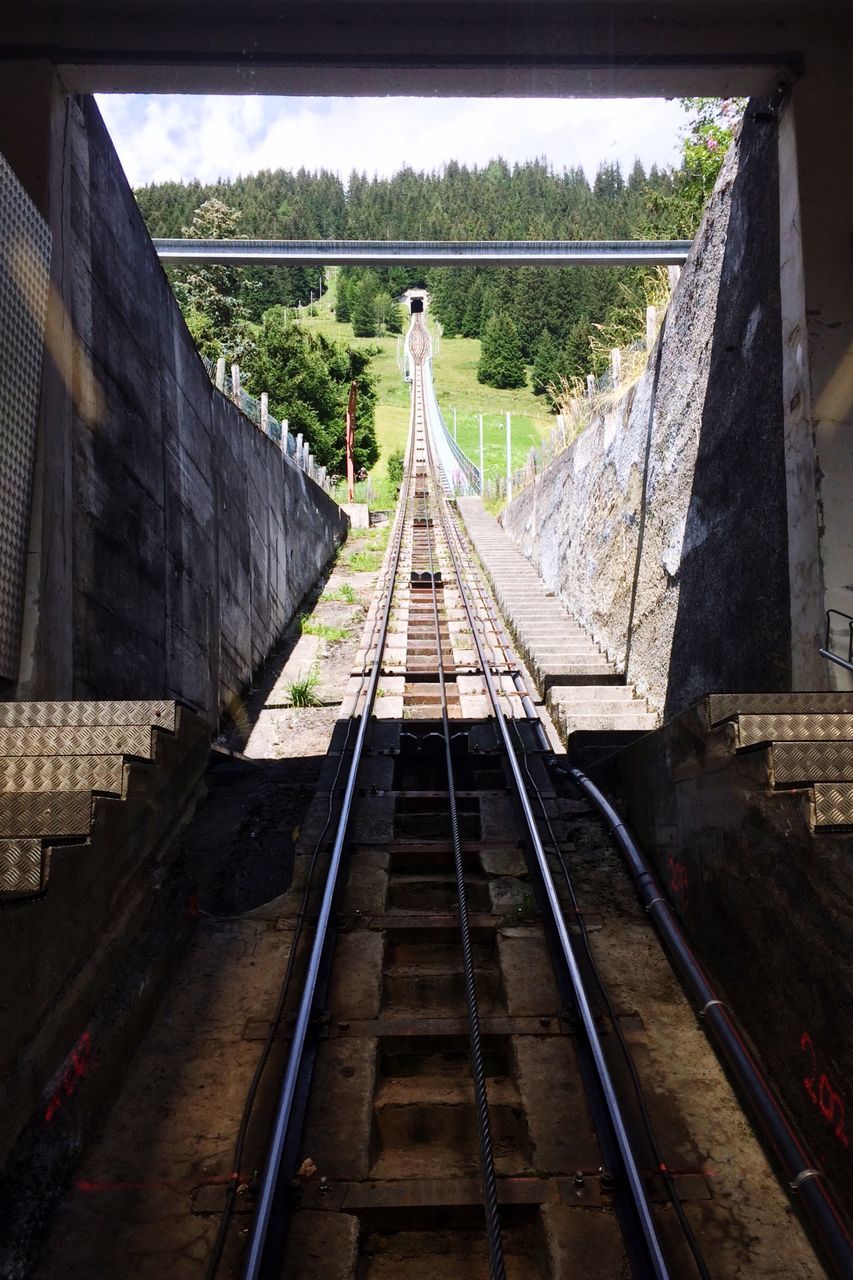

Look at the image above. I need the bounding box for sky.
[96,95,685,188]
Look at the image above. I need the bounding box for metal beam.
[153,238,692,267]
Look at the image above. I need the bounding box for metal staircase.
[708,692,853,829]
[0,700,209,901]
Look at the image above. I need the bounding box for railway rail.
[225,315,848,1280]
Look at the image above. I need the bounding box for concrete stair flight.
[0,700,209,900]
[456,498,656,739]
[708,692,853,830]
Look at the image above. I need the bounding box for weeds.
[345,549,384,572]
[300,614,349,643]
[321,583,360,604]
[286,667,322,707]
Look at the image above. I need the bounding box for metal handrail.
[422,358,481,494]
[820,609,853,674]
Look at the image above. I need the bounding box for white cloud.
[96,94,684,188]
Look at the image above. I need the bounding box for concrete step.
[551,699,645,717]
[554,711,658,733]
[535,668,620,692]
[522,644,602,656]
[549,685,636,703]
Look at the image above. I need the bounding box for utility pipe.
[569,766,853,1280]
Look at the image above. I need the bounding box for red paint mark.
[666,854,689,899]
[75,1172,246,1194]
[45,1032,93,1123]
[188,893,200,918]
[800,1032,849,1149]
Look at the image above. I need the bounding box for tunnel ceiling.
[2,2,851,97]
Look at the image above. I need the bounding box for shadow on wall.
[661,106,791,717]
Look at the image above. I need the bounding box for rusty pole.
[345,379,358,502]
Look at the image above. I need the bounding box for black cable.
[418,360,506,1280]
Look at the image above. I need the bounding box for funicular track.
[231,316,850,1280]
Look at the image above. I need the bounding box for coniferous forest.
[134,101,739,465]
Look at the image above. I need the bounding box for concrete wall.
[502,104,824,719]
[609,705,853,1219]
[1,79,347,723]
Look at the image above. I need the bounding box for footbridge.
[153,238,692,267]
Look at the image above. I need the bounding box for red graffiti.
[667,854,689,898]
[44,1032,92,1123]
[800,1031,849,1148]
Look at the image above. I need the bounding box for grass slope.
[428,330,554,484]
[291,277,553,491]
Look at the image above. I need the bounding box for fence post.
[505,411,512,507]
[296,432,304,467]
[479,413,484,496]
[260,392,269,436]
[667,265,682,292]
[586,374,596,398]
[215,357,226,391]
[611,348,622,386]
[231,363,241,401]
[308,452,315,480]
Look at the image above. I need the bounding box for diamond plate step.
[771,742,853,785]
[0,839,48,898]
[0,755,125,794]
[814,782,853,828]
[709,692,853,726]
[736,714,853,747]
[0,724,153,758]
[0,792,92,838]
[0,700,176,730]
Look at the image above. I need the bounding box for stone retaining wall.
[501,105,818,718]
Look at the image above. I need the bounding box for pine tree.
[564,315,593,378]
[352,272,379,337]
[171,198,254,363]
[477,313,527,389]
[531,330,562,403]
[374,292,404,334]
[335,273,352,323]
